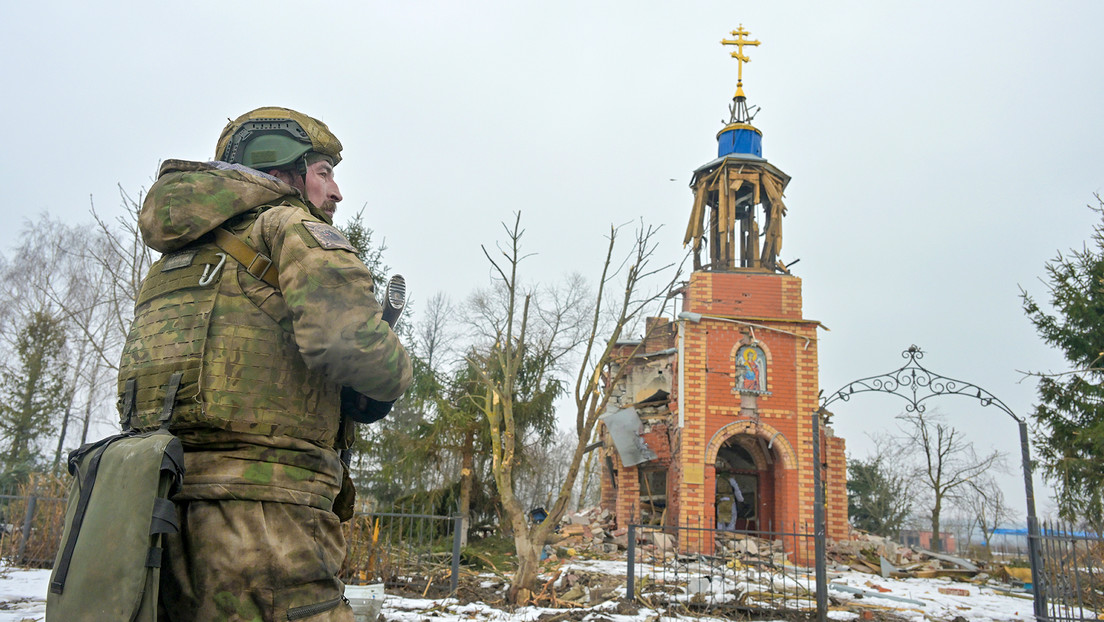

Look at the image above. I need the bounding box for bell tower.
[672,26,850,547]
[597,28,850,552]
[683,25,792,273]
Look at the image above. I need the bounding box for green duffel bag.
[46,429,184,621]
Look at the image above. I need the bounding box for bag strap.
[212,227,279,287]
[146,439,185,570]
[120,378,136,430]
[159,372,183,429]
[160,436,186,497]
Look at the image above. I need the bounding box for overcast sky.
[3,1,1101,520]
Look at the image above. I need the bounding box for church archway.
[706,420,796,531]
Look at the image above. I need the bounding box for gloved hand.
[340,386,394,424]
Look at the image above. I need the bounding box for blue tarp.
[992,527,1100,538]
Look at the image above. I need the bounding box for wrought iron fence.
[341,508,463,597]
[0,477,69,568]
[627,520,822,619]
[0,478,465,599]
[1035,520,1103,622]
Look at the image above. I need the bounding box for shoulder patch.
[161,249,198,272]
[300,221,357,253]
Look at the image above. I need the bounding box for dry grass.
[0,473,69,569]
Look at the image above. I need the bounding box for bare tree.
[0,220,64,350]
[0,186,155,472]
[416,292,457,374]
[45,215,132,460]
[0,216,86,474]
[966,476,1016,558]
[514,430,576,511]
[465,214,681,603]
[70,189,153,371]
[896,410,1006,552]
[32,190,152,456]
[573,429,604,511]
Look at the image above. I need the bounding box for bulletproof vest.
[117,218,341,444]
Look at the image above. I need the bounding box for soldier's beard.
[319,201,337,220]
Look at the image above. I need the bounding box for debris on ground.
[547,508,623,558]
[825,530,1034,597]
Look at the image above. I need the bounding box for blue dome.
[717,123,762,158]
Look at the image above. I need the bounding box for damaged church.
[597,26,850,547]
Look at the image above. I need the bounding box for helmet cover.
[215,107,343,169]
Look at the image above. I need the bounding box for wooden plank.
[717,176,729,266]
[748,214,760,268]
[683,178,707,246]
[708,196,719,267]
[911,569,977,579]
[761,173,786,213]
[759,173,786,267]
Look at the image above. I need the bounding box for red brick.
[604,268,848,542]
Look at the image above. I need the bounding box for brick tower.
[598,26,849,547]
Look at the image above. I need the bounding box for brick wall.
[686,271,803,320]
[825,433,849,540]
[675,270,848,538]
[602,267,851,544]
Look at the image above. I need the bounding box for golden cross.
[721,25,760,90]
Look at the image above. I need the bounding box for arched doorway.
[715,435,774,531]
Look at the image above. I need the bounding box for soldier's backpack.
[45,428,185,622]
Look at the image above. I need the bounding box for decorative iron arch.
[812,344,1044,619]
[821,345,1020,422]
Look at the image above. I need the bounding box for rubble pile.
[546,508,624,558]
[715,532,790,565]
[826,531,1034,597]
[544,513,1032,587]
[828,533,980,579]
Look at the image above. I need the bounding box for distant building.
[900,529,957,553]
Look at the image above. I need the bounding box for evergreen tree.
[0,311,70,487]
[1022,195,1104,528]
[337,208,388,292]
[847,452,912,537]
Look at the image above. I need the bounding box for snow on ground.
[827,571,1037,622]
[0,566,1044,621]
[0,569,47,622]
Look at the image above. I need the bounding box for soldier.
[117,107,412,621]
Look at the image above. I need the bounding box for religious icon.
[735,345,767,394]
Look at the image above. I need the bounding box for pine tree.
[847,453,912,537]
[0,311,70,488]
[337,208,388,292]
[1022,195,1104,528]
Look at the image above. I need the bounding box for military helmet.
[216,107,343,170]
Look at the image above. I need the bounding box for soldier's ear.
[269,169,305,191]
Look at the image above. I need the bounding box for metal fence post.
[450,515,463,596]
[18,487,38,563]
[812,411,828,622]
[1018,420,1046,621]
[626,524,636,600]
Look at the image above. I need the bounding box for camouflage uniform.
[119,159,412,621]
